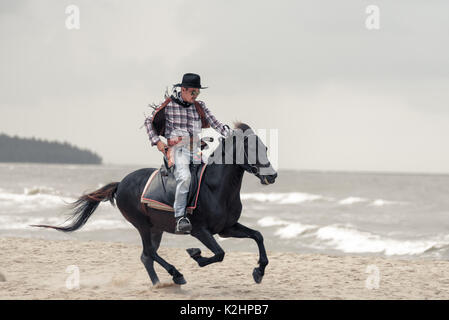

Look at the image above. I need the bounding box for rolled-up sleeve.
[200,102,233,138]
[144,110,161,146]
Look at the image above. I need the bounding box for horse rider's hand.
[156,141,168,156]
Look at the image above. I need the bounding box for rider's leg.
[173,146,192,232]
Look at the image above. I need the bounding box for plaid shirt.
[144,97,232,146]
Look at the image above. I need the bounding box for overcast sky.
[1,0,449,173]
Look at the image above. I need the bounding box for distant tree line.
[0,133,102,164]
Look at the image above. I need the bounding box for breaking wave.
[0,215,131,232]
[257,216,449,256]
[241,192,326,204]
[0,186,76,212]
[314,225,446,256]
[241,192,404,207]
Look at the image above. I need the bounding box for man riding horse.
[32,74,278,286]
[144,73,232,233]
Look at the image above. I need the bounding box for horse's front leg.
[187,227,225,267]
[219,223,268,284]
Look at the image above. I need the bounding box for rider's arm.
[199,102,233,138]
[144,111,161,146]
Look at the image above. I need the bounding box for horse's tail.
[31,182,120,232]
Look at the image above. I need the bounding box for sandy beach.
[1,237,449,300]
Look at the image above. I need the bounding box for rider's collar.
[171,91,193,108]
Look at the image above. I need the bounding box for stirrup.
[176,216,192,233]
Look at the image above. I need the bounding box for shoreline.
[2,232,443,262]
[2,237,449,299]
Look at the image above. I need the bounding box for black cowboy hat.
[174,73,208,89]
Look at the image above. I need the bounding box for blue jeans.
[172,146,192,218]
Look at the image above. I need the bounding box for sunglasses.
[189,89,200,97]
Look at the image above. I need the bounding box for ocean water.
[1,163,449,260]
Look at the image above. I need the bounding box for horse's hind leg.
[219,223,268,284]
[139,227,186,285]
[187,227,225,267]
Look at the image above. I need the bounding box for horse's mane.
[233,121,251,132]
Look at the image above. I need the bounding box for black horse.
[33,122,278,285]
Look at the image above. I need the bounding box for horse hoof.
[186,248,201,259]
[252,268,263,284]
[152,280,161,286]
[173,275,187,285]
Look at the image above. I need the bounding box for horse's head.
[210,122,277,185]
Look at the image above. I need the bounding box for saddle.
[141,156,207,214]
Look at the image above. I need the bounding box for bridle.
[242,135,270,177]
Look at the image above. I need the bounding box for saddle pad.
[141,163,207,214]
